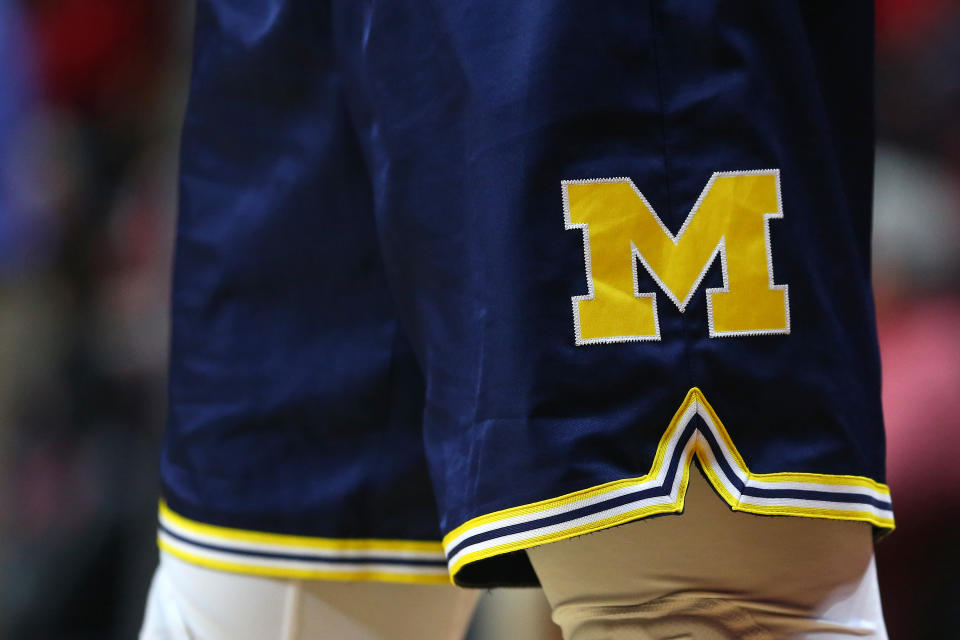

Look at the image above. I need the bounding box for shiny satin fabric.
[161,0,888,587]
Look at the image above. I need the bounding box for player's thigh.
[527,468,888,640]
[139,552,479,640]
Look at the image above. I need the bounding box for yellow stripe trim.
[442,391,698,547]
[695,394,891,492]
[446,387,893,579]
[159,501,444,554]
[447,460,698,577]
[157,539,450,585]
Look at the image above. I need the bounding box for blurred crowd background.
[0,1,957,638]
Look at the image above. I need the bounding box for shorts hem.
[157,501,451,585]
[442,387,894,583]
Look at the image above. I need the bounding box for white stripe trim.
[695,404,890,504]
[694,429,743,499]
[442,469,665,554]
[444,397,892,573]
[158,514,447,562]
[443,401,704,555]
[158,532,449,576]
[695,405,748,484]
[736,496,894,520]
[445,435,699,571]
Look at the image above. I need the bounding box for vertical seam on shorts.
[648,0,697,388]
[467,307,488,523]
[648,1,674,222]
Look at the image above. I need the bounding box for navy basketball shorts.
[158,0,894,588]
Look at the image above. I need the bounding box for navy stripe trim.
[696,421,893,510]
[159,524,448,568]
[448,414,890,558]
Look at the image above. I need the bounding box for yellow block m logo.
[563,170,789,344]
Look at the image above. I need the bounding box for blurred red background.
[0,1,957,638]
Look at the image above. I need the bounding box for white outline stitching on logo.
[562,169,790,344]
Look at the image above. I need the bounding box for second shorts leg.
[526,467,887,640]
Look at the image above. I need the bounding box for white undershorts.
[139,552,478,640]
